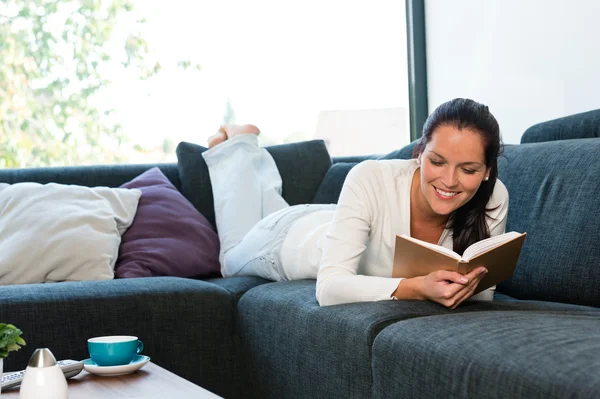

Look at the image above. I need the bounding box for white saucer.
[82,355,151,376]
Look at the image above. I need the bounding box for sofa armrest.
[0,277,235,397]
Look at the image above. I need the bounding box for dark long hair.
[413,98,502,255]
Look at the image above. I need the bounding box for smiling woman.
[196,98,508,310]
[411,127,491,243]
[411,98,503,256]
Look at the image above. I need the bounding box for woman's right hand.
[419,267,488,309]
[394,267,488,309]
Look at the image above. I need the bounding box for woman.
[203,98,508,308]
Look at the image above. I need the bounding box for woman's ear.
[483,167,491,181]
[417,154,422,166]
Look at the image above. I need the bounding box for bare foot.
[207,130,227,148]
[207,124,260,148]
[223,124,260,138]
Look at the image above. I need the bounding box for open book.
[393,232,526,294]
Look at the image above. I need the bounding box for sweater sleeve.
[316,162,402,306]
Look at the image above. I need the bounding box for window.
[0,0,410,167]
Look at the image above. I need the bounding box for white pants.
[202,134,318,280]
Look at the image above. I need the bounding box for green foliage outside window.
[0,0,195,168]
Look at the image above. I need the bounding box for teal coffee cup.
[87,335,144,366]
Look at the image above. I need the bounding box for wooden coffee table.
[2,362,221,398]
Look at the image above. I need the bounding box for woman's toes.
[225,124,261,138]
[207,131,228,148]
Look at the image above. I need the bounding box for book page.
[399,234,461,260]
[462,231,523,260]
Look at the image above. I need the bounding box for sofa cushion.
[235,280,590,399]
[204,276,271,303]
[237,280,437,399]
[498,139,600,307]
[176,140,332,229]
[311,162,358,204]
[0,163,181,189]
[0,182,140,285]
[116,167,221,279]
[372,310,600,399]
[311,140,418,205]
[521,109,600,144]
[331,154,380,163]
[0,277,239,398]
[378,139,418,160]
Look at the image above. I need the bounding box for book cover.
[392,232,526,294]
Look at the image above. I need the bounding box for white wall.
[425,0,600,143]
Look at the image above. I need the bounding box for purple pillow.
[116,167,221,278]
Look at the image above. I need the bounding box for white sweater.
[280,159,509,306]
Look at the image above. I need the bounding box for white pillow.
[0,182,141,285]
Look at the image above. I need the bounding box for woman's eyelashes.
[428,158,478,175]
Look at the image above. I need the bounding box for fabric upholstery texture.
[237,280,413,399]
[175,142,215,226]
[311,162,358,204]
[0,163,181,190]
[377,139,418,160]
[331,154,380,163]
[372,311,600,399]
[235,280,594,399]
[176,140,332,229]
[2,115,599,399]
[116,167,220,278]
[0,182,140,285]
[205,276,270,303]
[497,139,600,307]
[521,108,600,143]
[312,139,418,204]
[0,277,240,398]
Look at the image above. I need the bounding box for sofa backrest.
[520,109,600,144]
[177,140,332,228]
[0,140,331,232]
[497,138,600,307]
[312,140,418,204]
[312,162,359,204]
[314,135,600,307]
[0,163,181,189]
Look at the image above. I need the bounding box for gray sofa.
[1,110,599,399]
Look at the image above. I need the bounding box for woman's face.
[417,125,490,217]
